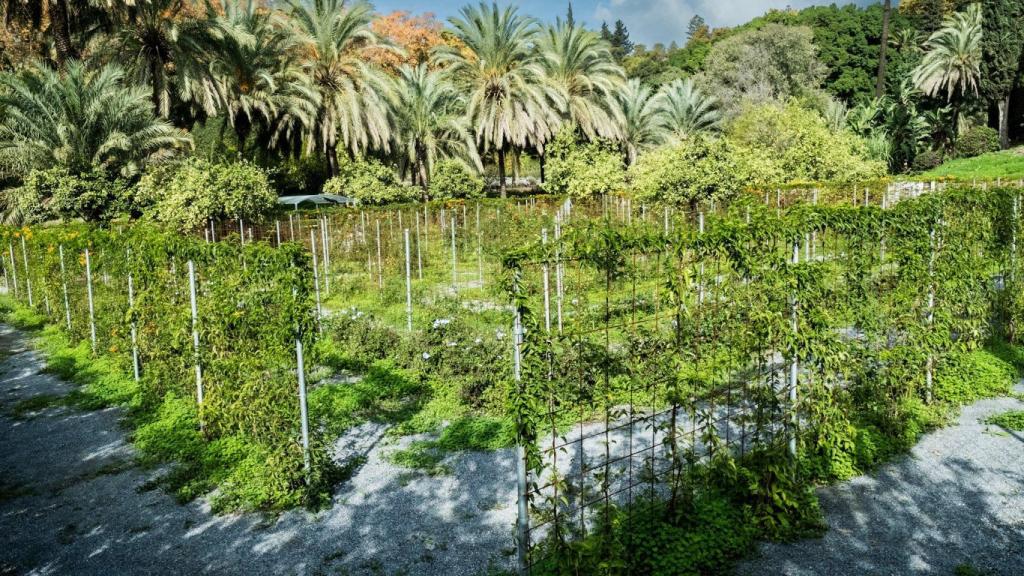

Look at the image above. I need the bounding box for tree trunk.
[875,0,892,99]
[539,152,546,184]
[326,140,339,178]
[998,95,1011,150]
[151,57,165,117]
[49,0,77,66]
[498,147,507,199]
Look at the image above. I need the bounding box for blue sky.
[368,0,882,46]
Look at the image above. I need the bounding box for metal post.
[476,203,483,286]
[58,245,71,331]
[20,235,32,307]
[542,229,551,332]
[789,240,798,457]
[450,215,457,291]
[415,211,423,280]
[128,271,140,382]
[294,286,311,474]
[7,243,16,299]
[187,260,203,406]
[85,249,97,353]
[238,218,245,245]
[926,226,936,403]
[275,220,282,246]
[321,216,330,295]
[513,307,529,574]
[375,219,383,289]
[310,230,323,332]
[404,229,413,332]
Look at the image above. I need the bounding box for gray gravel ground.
[736,384,1024,576]
[3,319,1024,576]
[0,325,517,576]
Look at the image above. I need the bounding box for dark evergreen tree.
[981,0,1024,148]
[687,14,707,40]
[610,19,633,61]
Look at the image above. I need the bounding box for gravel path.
[3,319,1023,576]
[736,385,1024,576]
[0,325,517,576]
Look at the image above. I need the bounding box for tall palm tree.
[288,0,395,177]
[912,3,983,138]
[0,60,191,178]
[204,0,317,151]
[435,2,562,197]
[616,78,666,165]
[392,63,480,191]
[537,20,625,141]
[655,78,721,140]
[98,0,219,120]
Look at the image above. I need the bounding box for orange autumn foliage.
[366,11,454,71]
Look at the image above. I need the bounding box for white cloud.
[592,0,875,46]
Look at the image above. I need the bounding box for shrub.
[629,136,742,207]
[728,101,886,184]
[6,167,133,223]
[322,156,417,205]
[955,126,1000,159]
[270,154,328,196]
[138,158,275,231]
[429,160,484,200]
[911,149,945,173]
[543,129,626,199]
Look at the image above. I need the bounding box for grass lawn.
[919,147,1024,181]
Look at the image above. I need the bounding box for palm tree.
[537,20,625,141]
[616,78,666,165]
[392,63,480,191]
[655,78,721,140]
[0,60,191,178]
[288,0,395,177]
[435,2,562,197]
[98,0,219,119]
[912,4,983,139]
[204,0,317,151]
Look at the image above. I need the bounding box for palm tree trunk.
[875,0,892,98]
[498,147,507,199]
[150,57,165,117]
[998,95,1011,150]
[49,0,77,66]
[539,152,546,184]
[326,140,339,178]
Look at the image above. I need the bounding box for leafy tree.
[392,63,480,191]
[289,0,394,176]
[913,4,983,141]
[629,136,742,208]
[728,101,886,183]
[980,0,1024,148]
[616,79,667,165]
[543,127,625,198]
[538,20,626,141]
[137,158,276,231]
[696,24,827,118]
[435,2,561,198]
[428,159,484,199]
[655,78,721,140]
[366,11,450,71]
[0,60,191,180]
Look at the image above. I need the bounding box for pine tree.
[687,15,706,40]
[610,19,633,61]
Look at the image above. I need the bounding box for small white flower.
[474,338,483,345]
[422,352,431,360]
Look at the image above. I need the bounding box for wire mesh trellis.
[505,186,1023,574]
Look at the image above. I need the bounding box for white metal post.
[128,271,140,382]
[789,240,799,457]
[59,245,70,331]
[85,249,97,353]
[7,243,16,299]
[513,307,529,574]
[310,231,323,332]
[404,229,413,332]
[20,235,32,307]
[415,211,423,280]
[187,260,203,406]
[293,287,311,475]
[375,219,383,289]
[275,220,282,246]
[542,229,551,332]
[450,215,457,291]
